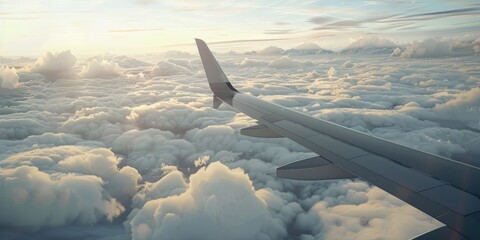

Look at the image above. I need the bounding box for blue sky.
[1,0,479,56]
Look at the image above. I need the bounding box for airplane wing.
[195,38,480,240]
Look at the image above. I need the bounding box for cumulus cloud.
[268,56,302,68]
[345,36,397,51]
[343,60,354,68]
[80,59,123,78]
[240,58,268,67]
[0,146,141,229]
[150,61,192,76]
[390,47,402,57]
[127,102,234,134]
[473,38,480,54]
[398,38,451,58]
[27,50,77,80]
[129,162,286,240]
[0,66,20,89]
[258,46,285,55]
[393,37,480,58]
[433,87,480,129]
[1,146,141,202]
[283,43,333,55]
[0,165,124,228]
[327,67,337,78]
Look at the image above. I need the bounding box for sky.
[1,1,480,240]
[1,0,480,56]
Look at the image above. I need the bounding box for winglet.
[195,38,238,95]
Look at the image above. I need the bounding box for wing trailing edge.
[240,124,283,138]
[276,156,356,180]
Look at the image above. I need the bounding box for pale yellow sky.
[1,0,479,56]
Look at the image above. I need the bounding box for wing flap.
[240,124,283,138]
[276,156,356,180]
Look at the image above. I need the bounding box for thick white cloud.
[129,162,286,240]
[390,47,402,57]
[327,67,336,78]
[150,61,192,76]
[0,146,141,202]
[268,56,302,68]
[398,38,451,58]
[81,59,123,78]
[0,66,20,89]
[433,87,480,129]
[27,50,77,80]
[127,102,234,134]
[394,37,480,58]
[0,165,124,228]
[240,58,268,67]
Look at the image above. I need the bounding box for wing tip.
[195,38,205,44]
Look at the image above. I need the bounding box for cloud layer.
[0,39,478,239]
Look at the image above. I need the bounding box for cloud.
[160,51,195,59]
[1,146,141,203]
[264,29,294,35]
[390,47,402,57]
[327,67,337,78]
[433,87,480,129]
[405,6,480,19]
[295,42,322,50]
[258,46,285,55]
[128,162,286,240]
[150,61,192,76]
[80,59,123,78]
[393,37,480,58]
[473,38,480,54]
[1,38,479,238]
[112,128,196,174]
[0,66,20,89]
[27,50,77,80]
[127,102,234,134]
[136,0,154,4]
[294,181,442,240]
[343,60,354,68]
[0,165,124,228]
[240,58,268,67]
[114,56,151,68]
[0,111,58,140]
[282,43,333,55]
[0,146,141,229]
[344,36,397,53]
[397,38,452,58]
[268,56,302,68]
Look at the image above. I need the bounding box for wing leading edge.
[195,38,480,240]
